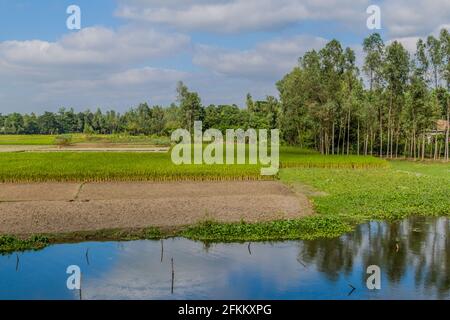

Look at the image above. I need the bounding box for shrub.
[54,135,73,146]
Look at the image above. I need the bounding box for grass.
[0,134,171,146]
[279,161,450,220]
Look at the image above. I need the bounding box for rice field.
[0,135,57,145]
[0,134,171,146]
[0,152,267,182]
[0,147,388,182]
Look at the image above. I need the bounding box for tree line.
[0,82,278,137]
[1,32,449,160]
[278,31,450,161]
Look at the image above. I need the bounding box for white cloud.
[0,26,189,78]
[1,66,187,113]
[116,0,450,38]
[116,0,369,33]
[382,0,450,37]
[0,25,191,112]
[387,23,450,57]
[193,35,327,79]
[386,37,420,54]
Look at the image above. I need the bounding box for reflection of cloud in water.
[82,239,314,300]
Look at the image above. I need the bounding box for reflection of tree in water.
[298,226,364,282]
[297,217,450,298]
[410,217,450,299]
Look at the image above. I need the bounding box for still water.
[1,216,450,300]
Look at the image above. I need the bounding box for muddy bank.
[0,181,312,235]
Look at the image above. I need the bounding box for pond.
[1,216,449,300]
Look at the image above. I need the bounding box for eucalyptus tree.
[439,29,450,161]
[363,33,385,156]
[277,66,308,146]
[426,35,443,88]
[318,40,345,154]
[342,47,360,155]
[382,41,410,158]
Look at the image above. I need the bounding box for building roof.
[437,119,449,131]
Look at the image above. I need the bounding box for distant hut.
[436,119,450,133]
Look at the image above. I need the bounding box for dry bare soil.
[0,181,311,236]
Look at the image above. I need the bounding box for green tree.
[177,81,204,132]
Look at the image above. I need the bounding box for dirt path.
[0,181,312,236]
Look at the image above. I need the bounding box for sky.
[0,0,449,114]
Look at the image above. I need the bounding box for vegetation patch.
[0,227,168,254]
[280,161,450,222]
[181,217,354,242]
[0,235,49,253]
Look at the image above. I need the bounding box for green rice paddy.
[0,146,387,182]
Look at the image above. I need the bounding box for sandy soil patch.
[0,181,312,236]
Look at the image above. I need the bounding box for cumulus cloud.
[116,0,450,38]
[1,66,187,114]
[0,26,189,79]
[0,25,190,112]
[382,0,450,38]
[193,35,328,79]
[116,0,369,33]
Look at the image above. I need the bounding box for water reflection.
[298,216,450,299]
[0,217,449,300]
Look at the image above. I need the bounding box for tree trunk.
[446,102,450,162]
[434,135,438,160]
[364,132,369,156]
[404,138,408,159]
[347,108,351,155]
[379,108,383,157]
[331,122,335,155]
[421,133,425,161]
[357,121,360,155]
[370,129,374,155]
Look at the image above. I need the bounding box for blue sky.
[0,0,449,113]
